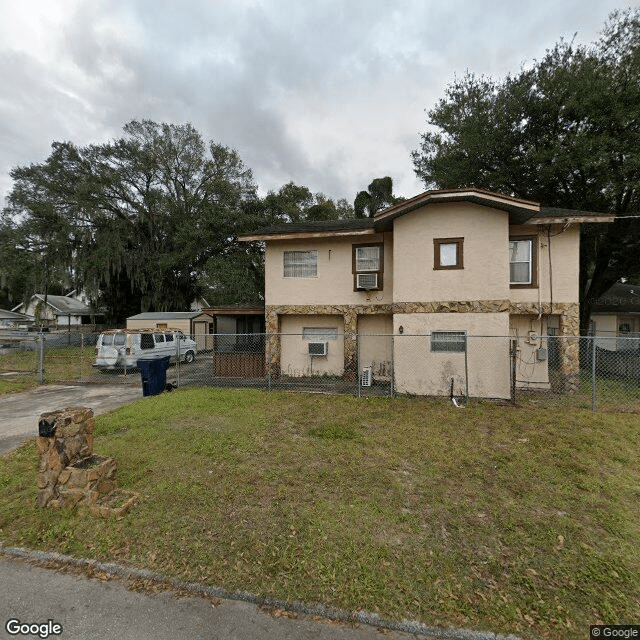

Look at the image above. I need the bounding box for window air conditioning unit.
[360,366,372,387]
[356,273,378,290]
[308,341,328,356]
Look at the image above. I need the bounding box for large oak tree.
[3,120,262,322]
[411,9,640,332]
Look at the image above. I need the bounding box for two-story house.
[239,188,613,399]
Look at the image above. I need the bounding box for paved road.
[0,554,446,640]
[0,384,143,454]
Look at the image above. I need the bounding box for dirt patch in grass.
[1,388,638,639]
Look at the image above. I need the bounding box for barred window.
[302,327,338,340]
[431,331,467,352]
[283,250,317,277]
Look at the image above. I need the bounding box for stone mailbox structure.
[37,406,137,517]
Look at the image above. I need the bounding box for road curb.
[0,545,521,640]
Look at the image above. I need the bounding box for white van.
[94,329,197,370]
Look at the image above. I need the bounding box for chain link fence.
[1,330,639,411]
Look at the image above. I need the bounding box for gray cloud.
[0,0,626,206]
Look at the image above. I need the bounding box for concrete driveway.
[0,384,143,455]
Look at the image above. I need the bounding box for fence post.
[510,339,517,404]
[591,335,597,412]
[390,334,394,397]
[356,334,360,397]
[38,332,45,384]
[80,332,84,382]
[177,335,181,388]
[464,334,469,400]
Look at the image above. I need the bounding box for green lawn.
[1,388,638,638]
[0,345,97,394]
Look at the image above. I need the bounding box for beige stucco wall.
[357,314,393,381]
[265,233,393,306]
[509,224,580,306]
[126,318,192,334]
[280,315,345,377]
[392,203,510,303]
[392,312,511,399]
[509,315,550,388]
[590,313,620,350]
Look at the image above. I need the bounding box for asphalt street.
[0,554,444,640]
[0,384,143,454]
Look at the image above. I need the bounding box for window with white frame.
[283,250,317,277]
[355,245,381,271]
[434,237,464,270]
[509,237,536,286]
[430,331,467,352]
[352,243,383,290]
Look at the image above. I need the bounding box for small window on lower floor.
[431,331,467,352]
[302,327,338,340]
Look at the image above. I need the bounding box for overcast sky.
[0,0,630,205]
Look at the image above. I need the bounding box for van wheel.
[184,351,195,364]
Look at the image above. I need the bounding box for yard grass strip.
[0,388,638,639]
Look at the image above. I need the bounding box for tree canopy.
[411,8,640,330]
[1,121,353,322]
[354,176,403,218]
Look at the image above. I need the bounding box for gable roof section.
[0,308,35,321]
[373,188,541,225]
[590,283,640,314]
[23,295,94,315]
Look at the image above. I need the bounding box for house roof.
[127,312,202,321]
[238,188,614,241]
[203,304,265,316]
[16,295,95,315]
[372,188,540,225]
[529,207,615,224]
[0,308,35,321]
[238,217,386,241]
[590,283,640,314]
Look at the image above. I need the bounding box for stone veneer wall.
[37,407,116,509]
[265,300,580,392]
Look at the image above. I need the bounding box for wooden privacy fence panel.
[212,353,265,378]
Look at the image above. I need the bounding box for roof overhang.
[239,227,380,242]
[374,188,541,226]
[526,208,616,225]
[238,189,615,241]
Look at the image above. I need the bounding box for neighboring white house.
[590,282,640,350]
[12,292,102,328]
[126,311,203,336]
[0,308,35,328]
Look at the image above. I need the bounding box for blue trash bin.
[137,357,171,396]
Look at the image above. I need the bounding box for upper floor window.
[509,236,537,287]
[434,238,464,270]
[353,243,383,290]
[283,250,317,278]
